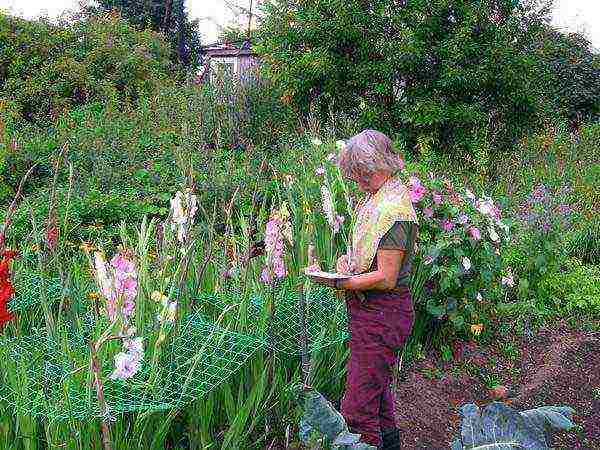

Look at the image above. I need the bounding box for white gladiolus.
[169,189,198,243]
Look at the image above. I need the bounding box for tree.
[535,29,600,125]
[254,0,556,166]
[96,0,203,69]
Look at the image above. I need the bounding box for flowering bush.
[507,183,576,301]
[398,168,511,333]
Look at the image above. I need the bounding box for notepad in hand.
[303,268,352,280]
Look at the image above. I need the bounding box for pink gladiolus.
[261,205,290,284]
[408,177,426,203]
[441,219,455,232]
[432,192,443,205]
[468,227,482,241]
[423,207,434,219]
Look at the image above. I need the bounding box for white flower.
[335,140,346,151]
[93,252,114,301]
[311,137,323,146]
[476,292,483,302]
[497,220,510,236]
[502,268,515,287]
[169,189,198,243]
[488,227,500,243]
[477,198,495,216]
[465,189,476,201]
[315,167,326,176]
[123,337,144,359]
[462,257,472,272]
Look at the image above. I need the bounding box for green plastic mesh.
[8,271,64,313]
[0,313,264,421]
[196,285,350,354]
[1,268,349,420]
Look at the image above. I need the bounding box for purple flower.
[468,227,482,241]
[457,213,469,225]
[423,207,434,219]
[441,219,455,232]
[432,192,443,205]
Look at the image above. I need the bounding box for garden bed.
[395,318,600,449]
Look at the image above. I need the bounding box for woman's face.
[355,170,391,194]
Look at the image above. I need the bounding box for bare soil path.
[394,319,600,449]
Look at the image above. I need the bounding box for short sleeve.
[378,221,408,250]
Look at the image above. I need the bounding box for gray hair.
[338,129,403,180]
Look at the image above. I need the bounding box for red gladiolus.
[0,249,18,329]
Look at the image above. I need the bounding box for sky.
[2,0,599,49]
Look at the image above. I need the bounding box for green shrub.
[538,259,600,313]
[566,220,600,265]
[0,11,172,125]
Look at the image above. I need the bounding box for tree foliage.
[0,11,172,124]
[254,0,594,164]
[96,0,203,69]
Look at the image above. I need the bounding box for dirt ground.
[394,319,600,449]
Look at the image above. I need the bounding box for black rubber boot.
[380,427,401,450]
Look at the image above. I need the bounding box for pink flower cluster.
[260,210,290,284]
[93,251,138,322]
[408,176,426,203]
[109,337,144,380]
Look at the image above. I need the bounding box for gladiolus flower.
[261,204,291,284]
[169,189,198,243]
[432,192,443,205]
[0,249,18,329]
[109,336,144,380]
[315,167,326,177]
[476,292,483,302]
[335,140,346,151]
[311,138,323,146]
[465,189,476,201]
[321,186,343,233]
[423,207,434,219]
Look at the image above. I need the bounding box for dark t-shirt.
[369,220,418,288]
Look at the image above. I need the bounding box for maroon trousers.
[340,287,414,447]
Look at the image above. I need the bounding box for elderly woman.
[313,129,418,449]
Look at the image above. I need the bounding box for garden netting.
[1,273,349,420]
